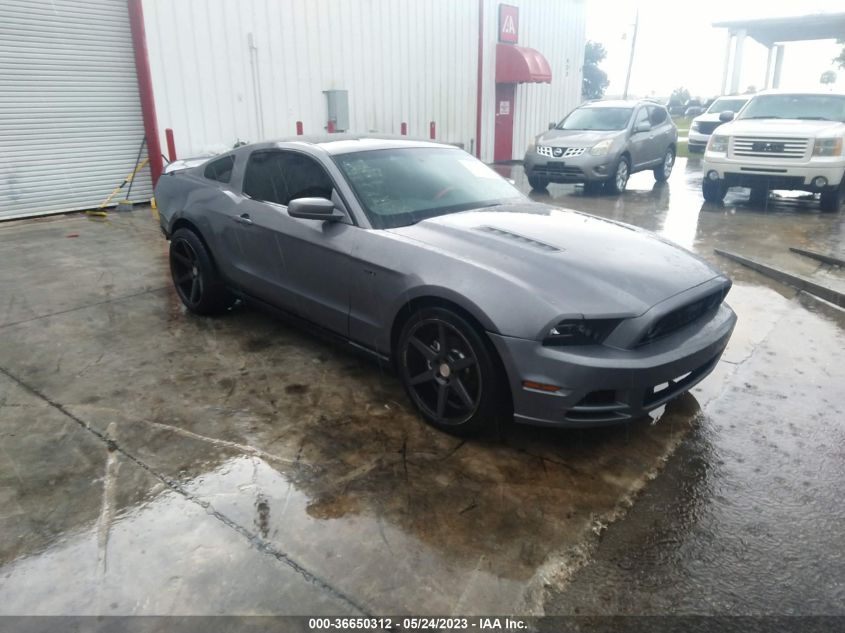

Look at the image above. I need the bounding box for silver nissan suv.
[524,100,678,194]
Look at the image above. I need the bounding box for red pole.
[429,121,436,140]
[127,0,163,187]
[296,121,304,135]
[165,128,177,162]
[475,0,484,158]
[400,122,408,136]
[327,120,336,133]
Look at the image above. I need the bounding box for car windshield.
[557,107,633,131]
[333,147,524,229]
[707,97,748,114]
[738,94,845,122]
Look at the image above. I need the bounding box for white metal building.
[1,0,585,220]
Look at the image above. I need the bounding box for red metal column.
[475,0,484,158]
[400,122,408,136]
[165,128,177,162]
[429,121,436,140]
[296,121,304,135]
[127,0,163,186]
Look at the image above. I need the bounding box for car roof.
[252,134,452,155]
[750,89,845,97]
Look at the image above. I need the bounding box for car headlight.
[589,139,613,156]
[707,135,729,153]
[542,319,621,346]
[691,121,700,132]
[812,138,843,157]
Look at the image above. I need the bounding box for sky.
[585,0,844,99]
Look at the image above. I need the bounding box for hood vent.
[478,226,561,253]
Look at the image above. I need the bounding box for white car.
[702,91,845,212]
[688,96,750,153]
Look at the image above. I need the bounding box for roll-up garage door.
[0,0,152,220]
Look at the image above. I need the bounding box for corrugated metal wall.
[479,0,586,162]
[0,0,153,220]
[142,0,585,163]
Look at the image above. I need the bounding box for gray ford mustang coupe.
[155,135,736,435]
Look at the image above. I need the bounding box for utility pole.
[623,9,639,99]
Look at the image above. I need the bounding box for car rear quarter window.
[203,155,235,183]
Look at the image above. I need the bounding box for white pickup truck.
[702,91,845,212]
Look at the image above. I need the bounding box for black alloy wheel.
[397,307,507,435]
[169,228,230,315]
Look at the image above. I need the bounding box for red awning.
[495,43,552,84]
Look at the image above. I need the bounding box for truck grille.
[537,146,586,158]
[731,136,808,160]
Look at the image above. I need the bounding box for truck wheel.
[527,173,549,191]
[702,178,727,203]
[749,187,769,206]
[583,181,604,195]
[820,181,844,212]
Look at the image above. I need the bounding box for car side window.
[278,153,334,203]
[634,107,649,129]
[204,155,235,183]
[243,151,289,204]
[649,106,668,126]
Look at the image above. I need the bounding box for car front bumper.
[687,130,709,152]
[523,151,616,183]
[488,303,736,427]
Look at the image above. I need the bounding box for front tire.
[527,173,549,191]
[653,147,675,182]
[169,228,231,315]
[606,156,630,194]
[396,307,509,436]
[820,180,844,212]
[702,178,727,203]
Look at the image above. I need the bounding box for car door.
[236,149,357,336]
[648,106,674,160]
[628,106,655,170]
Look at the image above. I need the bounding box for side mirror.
[634,121,651,133]
[548,122,556,130]
[719,110,735,122]
[287,197,344,222]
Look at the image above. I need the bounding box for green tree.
[835,39,845,68]
[670,87,690,104]
[582,41,609,100]
[820,70,837,86]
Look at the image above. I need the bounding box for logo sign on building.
[498,4,519,44]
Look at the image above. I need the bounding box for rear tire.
[527,173,549,191]
[702,178,727,203]
[169,228,231,315]
[820,180,844,212]
[653,147,675,182]
[396,307,510,436]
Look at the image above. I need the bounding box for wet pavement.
[0,158,843,616]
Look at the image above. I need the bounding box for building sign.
[498,4,519,44]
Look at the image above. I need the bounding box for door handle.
[234,213,253,225]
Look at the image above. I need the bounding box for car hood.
[718,118,845,137]
[387,204,723,318]
[538,129,619,146]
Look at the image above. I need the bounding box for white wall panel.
[142,0,584,163]
[479,0,586,162]
[0,0,152,220]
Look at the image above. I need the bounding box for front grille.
[537,145,586,158]
[639,288,727,345]
[697,121,721,135]
[533,164,584,178]
[731,136,808,160]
